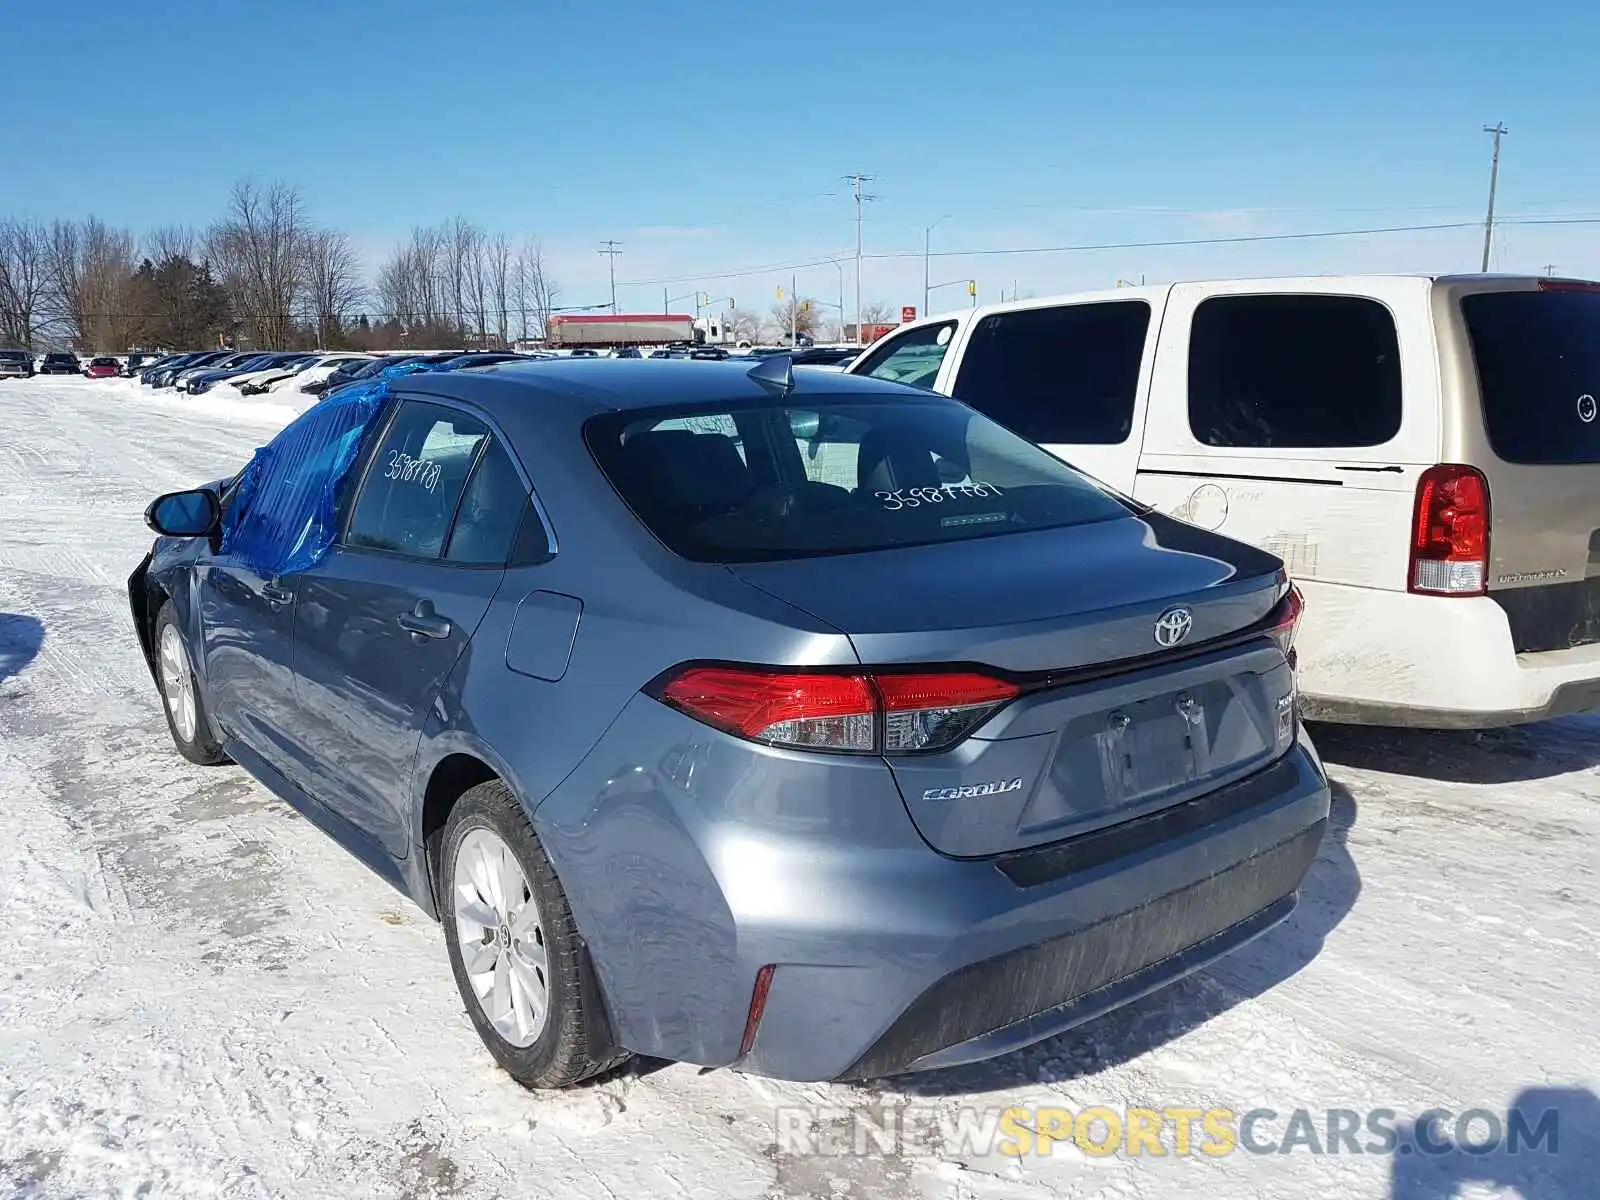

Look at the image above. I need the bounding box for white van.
[847,275,1600,728]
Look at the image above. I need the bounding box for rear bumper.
[536,695,1331,1082]
[840,818,1318,1078]
[1296,583,1600,728]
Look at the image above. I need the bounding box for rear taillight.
[1409,465,1490,596]
[1265,584,1304,669]
[653,665,1019,755]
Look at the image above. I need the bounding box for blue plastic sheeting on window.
[221,381,390,578]
[379,360,433,382]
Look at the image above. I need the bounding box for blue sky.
[4,0,1598,317]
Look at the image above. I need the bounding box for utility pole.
[923,215,950,319]
[1480,123,1508,273]
[790,274,798,347]
[598,241,623,314]
[1542,263,1558,277]
[844,173,876,342]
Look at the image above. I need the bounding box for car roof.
[401,356,932,418]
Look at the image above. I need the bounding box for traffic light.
[967,280,977,297]
[728,297,735,309]
[801,301,810,313]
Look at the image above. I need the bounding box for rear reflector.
[740,964,775,1057]
[1409,465,1490,596]
[653,665,1019,755]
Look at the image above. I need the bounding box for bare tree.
[771,296,822,341]
[207,180,308,348]
[45,217,138,350]
[444,217,479,332]
[0,219,50,348]
[377,224,458,343]
[485,232,513,347]
[728,307,764,345]
[859,300,895,325]
[302,229,364,348]
[511,238,558,340]
[145,225,196,264]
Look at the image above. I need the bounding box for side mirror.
[145,488,220,538]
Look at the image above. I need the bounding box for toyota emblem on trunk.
[1154,607,1194,648]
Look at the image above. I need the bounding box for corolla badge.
[1578,393,1596,424]
[922,778,1024,802]
[1154,607,1194,648]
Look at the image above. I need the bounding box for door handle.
[397,600,452,642]
[262,582,294,605]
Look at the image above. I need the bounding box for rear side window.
[853,321,956,389]
[346,401,489,559]
[444,437,532,565]
[1188,295,1402,448]
[586,393,1129,563]
[1461,288,1600,464]
[953,302,1150,445]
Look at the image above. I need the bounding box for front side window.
[586,393,1129,563]
[346,401,489,559]
[853,321,957,390]
[1187,294,1402,448]
[952,301,1150,445]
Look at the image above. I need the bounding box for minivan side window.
[1187,295,1402,449]
[346,401,489,559]
[854,321,957,390]
[952,301,1150,445]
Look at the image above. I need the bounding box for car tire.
[440,780,628,1089]
[153,605,230,766]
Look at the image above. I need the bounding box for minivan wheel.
[440,780,628,1089]
[154,606,229,766]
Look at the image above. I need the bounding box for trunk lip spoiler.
[644,581,1296,714]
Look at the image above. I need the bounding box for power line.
[615,214,1600,288]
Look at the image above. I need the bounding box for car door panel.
[198,557,305,777]
[289,548,503,859]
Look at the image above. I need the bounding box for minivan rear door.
[1445,279,1600,652]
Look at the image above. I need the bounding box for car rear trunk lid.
[732,512,1296,856]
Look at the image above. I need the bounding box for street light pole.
[923,215,950,318]
[828,260,845,343]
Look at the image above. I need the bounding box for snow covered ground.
[1,375,1596,1199]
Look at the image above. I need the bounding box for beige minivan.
[847,274,1600,728]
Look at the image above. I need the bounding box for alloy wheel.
[452,827,550,1048]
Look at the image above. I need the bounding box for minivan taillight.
[652,665,1019,755]
[1409,465,1490,596]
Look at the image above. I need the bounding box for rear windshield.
[1461,288,1600,464]
[586,393,1130,563]
[0,351,26,361]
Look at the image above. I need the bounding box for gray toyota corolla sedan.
[129,357,1330,1089]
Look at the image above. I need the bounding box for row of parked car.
[0,350,171,379]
